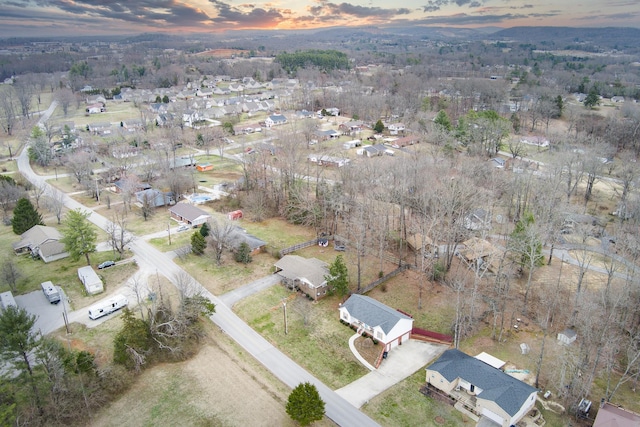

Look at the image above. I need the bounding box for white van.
[88,294,128,320]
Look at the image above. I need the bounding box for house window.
[376,331,383,340]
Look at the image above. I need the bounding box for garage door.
[480,408,504,426]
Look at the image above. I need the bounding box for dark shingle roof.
[341,294,412,334]
[428,349,537,417]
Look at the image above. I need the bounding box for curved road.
[20,101,380,427]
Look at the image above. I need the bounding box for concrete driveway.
[335,340,448,408]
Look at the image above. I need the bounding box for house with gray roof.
[339,294,413,352]
[13,225,69,263]
[274,255,330,300]
[226,226,267,255]
[168,203,211,226]
[425,349,537,427]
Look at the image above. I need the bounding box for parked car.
[177,224,189,232]
[98,260,116,269]
[334,243,346,252]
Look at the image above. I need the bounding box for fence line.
[280,235,334,256]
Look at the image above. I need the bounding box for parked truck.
[41,281,61,304]
[88,294,128,320]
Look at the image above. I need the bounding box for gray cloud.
[422,0,484,13]
[209,0,284,27]
[308,1,410,19]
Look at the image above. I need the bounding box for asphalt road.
[18,101,381,427]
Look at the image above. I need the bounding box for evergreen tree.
[60,209,97,266]
[326,255,349,298]
[373,119,385,134]
[433,110,452,132]
[234,242,252,264]
[11,197,43,235]
[191,232,206,255]
[584,90,600,109]
[286,382,325,426]
[199,222,210,238]
[113,308,152,370]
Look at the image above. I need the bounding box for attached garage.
[481,409,504,426]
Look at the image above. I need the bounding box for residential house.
[135,189,174,207]
[274,255,330,300]
[611,96,625,103]
[168,203,211,226]
[343,139,362,149]
[78,266,104,295]
[226,225,267,255]
[12,225,69,263]
[87,122,113,135]
[390,135,419,148]
[113,178,150,194]
[307,154,350,168]
[314,129,340,141]
[459,237,502,273]
[86,103,105,114]
[339,120,365,135]
[265,114,287,128]
[339,294,414,352]
[593,401,640,427]
[357,144,389,158]
[182,110,199,128]
[388,123,405,135]
[489,157,506,169]
[425,349,538,427]
[464,209,492,231]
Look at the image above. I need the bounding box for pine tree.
[199,222,210,238]
[191,232,206,255]
[326,255,349,298]
[60,209,97,266]
[234,242,252,264]
[286,382,325,426]
[373,119,385,134]
[11,198,43,235]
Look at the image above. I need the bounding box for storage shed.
[557,328,577,345]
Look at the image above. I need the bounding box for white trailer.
[41,281,61,304]
[88,294,128,320]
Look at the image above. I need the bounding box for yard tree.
[113,308,152,371]
[199,222,210,237]
[234,242,252,264]
[61,209,97,266]
[11,197,43,235]
[46,189,65,224]
[326,255,349,298]
[0,306,43,414]
[508,211,544,311]
[191,231,206,255]
[207,218,235,265]
[286,382,325,426]
[0,85,17,136]
[54,88,75,116]
[1,260,22,292]
[433,110,452,132]
[106,209,134,258]
[373,119,384,134]
[28,126,53,167]
[584,89,600,109]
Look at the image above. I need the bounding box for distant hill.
[492,26,640,51]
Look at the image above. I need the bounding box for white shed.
[557,329,577,345]
[78,266,104,295]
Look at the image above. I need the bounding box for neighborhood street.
[17,101,381,426]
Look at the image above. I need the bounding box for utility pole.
[167,223,172,245]
[283,300,288,335]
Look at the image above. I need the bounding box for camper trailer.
[41,281,61,304]
[0,291,17,310]
[88,294,128,320]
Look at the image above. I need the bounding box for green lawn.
[234,285,368,389]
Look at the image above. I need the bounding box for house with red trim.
[339,295,413,352]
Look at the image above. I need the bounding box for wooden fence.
[411,327,453,345]
[358,264,409,294]
[280,235,333,256]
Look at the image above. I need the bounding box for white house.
[557,328,577,345]
[265,114,287,127]
[339,294,413,352]
[426,349,538,427]
[388,123,405,135]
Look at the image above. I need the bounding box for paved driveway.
[336,340,448,408]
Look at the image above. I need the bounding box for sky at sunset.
[0,0,638,38]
